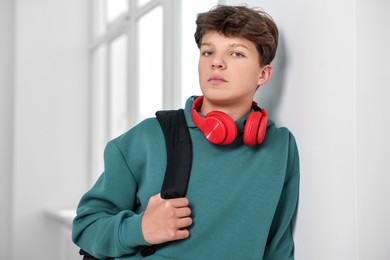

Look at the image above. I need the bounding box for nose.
[211,56,226,69]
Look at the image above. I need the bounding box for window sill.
[45,208,76,229]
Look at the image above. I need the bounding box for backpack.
[79,109,193,259]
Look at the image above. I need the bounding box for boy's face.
[198,31,269,106]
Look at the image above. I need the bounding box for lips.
[208,75,227,84]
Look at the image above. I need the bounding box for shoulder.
[265,119,296,145]
[264,120,300,173]
[118,117,161,138]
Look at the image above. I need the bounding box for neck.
[200,97,253,121]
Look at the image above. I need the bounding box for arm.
[72,132,192,258]
[263,133,300,260]
[72,141,148,259]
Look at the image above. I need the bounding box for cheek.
[198,61,207,80]
[238,66,257,77]
[240,68,262,87]
[245,65,262,81]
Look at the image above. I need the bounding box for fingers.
[176,217,192,229]
[175,207,191,218]
[141,194,193,245]
[175,228,190,240]
[166,197,190,208]
[153,194,189,208]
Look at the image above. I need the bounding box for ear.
[257,65,273,86]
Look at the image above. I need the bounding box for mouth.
[208,76,227,84]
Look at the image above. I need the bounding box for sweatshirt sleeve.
[263,133,300,260]
[72,141,150,259]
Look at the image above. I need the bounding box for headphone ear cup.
[243,111,268,145]
[243,112,262,146]
[257,111,268,144]
[204,111,237,145]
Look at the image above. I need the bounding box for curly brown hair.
[194,5,279,66]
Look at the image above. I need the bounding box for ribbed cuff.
[119,212,150,250]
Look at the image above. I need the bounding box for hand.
[141,193,192,245]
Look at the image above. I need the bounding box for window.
[88,0,217,183]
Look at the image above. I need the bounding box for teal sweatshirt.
[72,96,300,259]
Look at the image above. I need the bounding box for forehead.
[201,31,257,50]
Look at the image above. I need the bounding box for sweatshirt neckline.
[184,96,255,133]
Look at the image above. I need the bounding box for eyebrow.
[200,42,214,47]
[229,43,249,50]
[201,42,249,50]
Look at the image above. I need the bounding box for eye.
[231,51,245,57]
[201,50,213,57]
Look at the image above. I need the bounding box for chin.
[201,86,226,97]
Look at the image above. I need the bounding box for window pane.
[138,5,163,121]
[109,34,128,139]
[90,0,106,38]
[90,46,107,183]
[106,0,128,23]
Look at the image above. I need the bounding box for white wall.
[355,1,390,258]
[0,0,14,259]
[11,0,89,259]
[229,0,390,259]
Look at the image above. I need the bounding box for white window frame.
[87,0,181,183]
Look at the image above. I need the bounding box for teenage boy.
[72,5,299,260]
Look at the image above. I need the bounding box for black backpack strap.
[155,109,193,199]
[79,249,114,260]
[140,109,192,257]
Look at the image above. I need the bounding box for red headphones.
[191,96,268,146]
